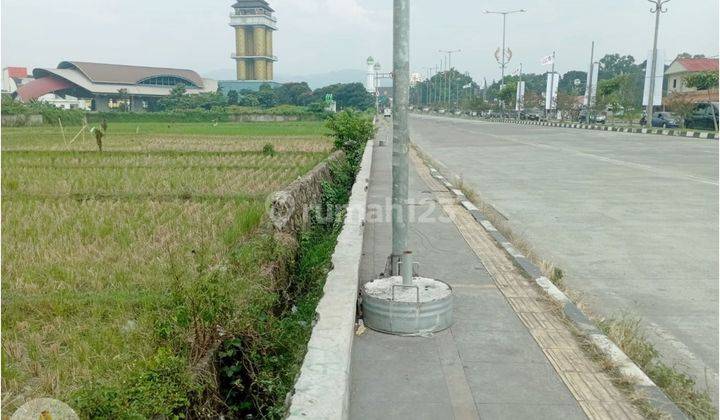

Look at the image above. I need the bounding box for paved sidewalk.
[349,121,640,420]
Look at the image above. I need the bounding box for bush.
[325,109,375,169]
[262,143,276,157]
[72,348,198,418]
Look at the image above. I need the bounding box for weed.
[263,143,276,157]
[599,316,717,419]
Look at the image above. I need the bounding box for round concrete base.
[361,276,454,336]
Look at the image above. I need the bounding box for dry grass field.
[1,121,332,413]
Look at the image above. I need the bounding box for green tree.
[227,90,239,106]
[684,71,719,130]
[685,71,719,91]
[559,71,587,95]
[275,82,313,105]
[170,84,187,98]
[312,83,374,110]
[256,84,278,108]
[599,54,639,79]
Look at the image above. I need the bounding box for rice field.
[1,121,332,412]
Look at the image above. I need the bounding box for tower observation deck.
[230,0,277,81]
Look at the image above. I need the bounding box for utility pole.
[586,41,595,124]
[439,49,461,109]
[646,0,670,122]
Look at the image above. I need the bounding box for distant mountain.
[202,68,391,90]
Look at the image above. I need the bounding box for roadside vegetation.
[1,109,374,417]
[215,110,374,417]
[599,316,717,419]
[1,119,331,415]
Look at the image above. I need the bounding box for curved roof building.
[16,61,217,111]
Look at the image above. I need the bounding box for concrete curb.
[427,165,688,420]
[286,140,374,420]
[418,112,719,140]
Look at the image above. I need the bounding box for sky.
[1,0,718,84]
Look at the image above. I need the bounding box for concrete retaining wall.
[286,140,374,420]
[229,114,306,122]
[269,150,345,236]
[2,114,43,127]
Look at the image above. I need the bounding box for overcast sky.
[2,0,718,83]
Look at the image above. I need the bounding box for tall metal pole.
[392,0,412,285]
[484,9,525,110]
[586,41,595,124]
[646,0,670,122]
[501,13,507,87]
[439,49,461,108]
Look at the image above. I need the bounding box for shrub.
[262,143,276,157]
[325,109,375,170]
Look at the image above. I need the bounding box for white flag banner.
[511,66,522,77]
[584,62,600,106]
[541,55,555,66]
[642,49,664,107]
[515,81,526,111]
[545,72,560,110]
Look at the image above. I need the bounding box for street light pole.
[484,9,525,89]
[646,0,670,122]
[439,49,461,109]
[392,0,412,285]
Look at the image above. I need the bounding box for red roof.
[15,76,74,102]
[677,58,719,72]
[6,67,28,79]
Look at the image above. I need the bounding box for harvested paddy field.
[1,121,332,414]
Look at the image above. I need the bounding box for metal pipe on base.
[361,0,454,336]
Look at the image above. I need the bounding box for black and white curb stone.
[422,112,719,140]
[428,165,688,420]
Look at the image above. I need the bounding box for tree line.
[411,52,717,122]
[156,82,374,113]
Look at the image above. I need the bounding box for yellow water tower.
[230,1,277,81]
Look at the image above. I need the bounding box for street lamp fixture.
[484,9,526,89]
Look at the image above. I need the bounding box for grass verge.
[599,316,717,419]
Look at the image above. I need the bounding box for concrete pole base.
[361,276,454,336]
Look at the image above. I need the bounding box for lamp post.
[361,0,454,336]
[484,9,525,89]
[439,49,461,109]
[646,0,670,122]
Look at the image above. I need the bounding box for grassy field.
[1,121,332,414]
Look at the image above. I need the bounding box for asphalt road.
[410,114,719,401]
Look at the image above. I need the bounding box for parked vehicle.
[651,112,678,128]
[578,109,606,124]
[524,109,544,121]
[383,108,392,117]
[684,103,719,131]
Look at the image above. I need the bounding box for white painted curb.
[286,140,374,420]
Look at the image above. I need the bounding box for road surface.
[410,114,719,401]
